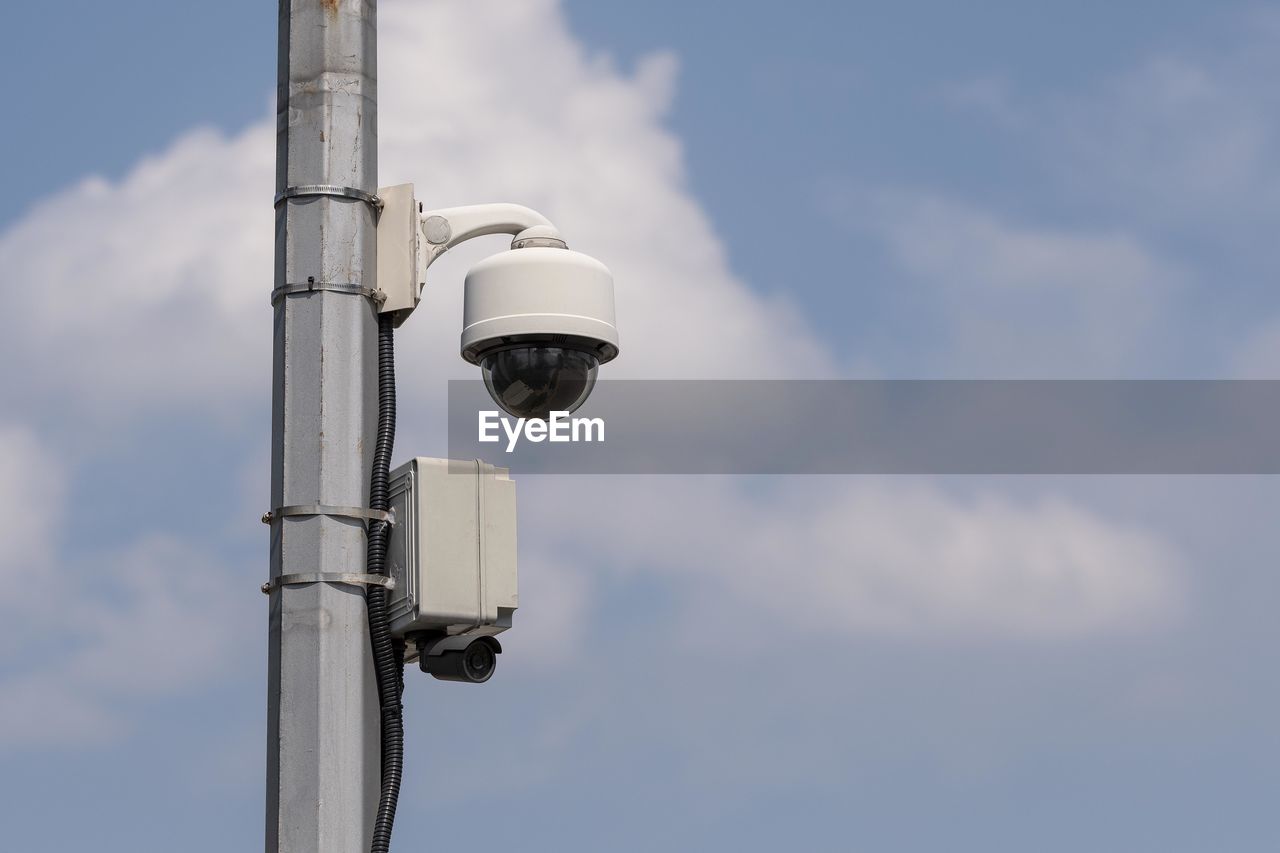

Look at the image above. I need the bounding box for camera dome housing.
[480,344,599,420]
[462,246,619,418]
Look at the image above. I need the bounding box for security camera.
[462,235,619,419]
[412,633,502,684]
[376,190,619,419]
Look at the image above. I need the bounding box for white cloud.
[528,477,1183,641]
[0,0,828,434]
[0,534,248,747]
[0,425,64,597]
[0,0,1189,749]
[376,0,832,385]
[0,127,275,423]
[1050,53,1280,228]
[499,551,596,668]
[1232,317,1280,377]
[832,191,1182,377]
[930,15,1280,377]
[940,75,1021,127]
[943,12,1280,233]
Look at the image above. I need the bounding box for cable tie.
[262,504,394,526]
[274,184,383,210]
[261,572,396,595]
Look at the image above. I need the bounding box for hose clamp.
[270,279,386,307]
[274,184,384,211]
[261,572,396,595]
[262,504,395,526]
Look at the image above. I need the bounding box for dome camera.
[376,198,619,419]
[462,243,619,420]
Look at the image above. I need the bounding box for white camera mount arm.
[419,203,567,272]
[376,185,568,323]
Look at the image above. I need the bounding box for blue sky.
[2,2,1279,851]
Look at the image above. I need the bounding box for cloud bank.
[0,0,1184,747]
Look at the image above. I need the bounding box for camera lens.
[481,345,599,420]
[463,642,496,682]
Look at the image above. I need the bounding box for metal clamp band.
[270,280,385,307]
[274,184,383,210]
[261,572,396,595]
[262,504,394,526]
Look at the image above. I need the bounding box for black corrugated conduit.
[367,313,404,853]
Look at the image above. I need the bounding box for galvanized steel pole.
[267,2,379,851]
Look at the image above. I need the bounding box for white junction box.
[386,458,517,651]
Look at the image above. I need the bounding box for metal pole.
[267,2,379,851]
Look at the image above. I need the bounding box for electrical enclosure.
[386,458,517,652]
[375,183,422,323]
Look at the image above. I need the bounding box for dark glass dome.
[480,345,599,420]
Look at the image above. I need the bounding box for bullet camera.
[412,633,502,684]
[376,190,619,419]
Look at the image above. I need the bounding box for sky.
[1,1,1278,851]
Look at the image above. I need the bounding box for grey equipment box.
[386,458,517,652]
